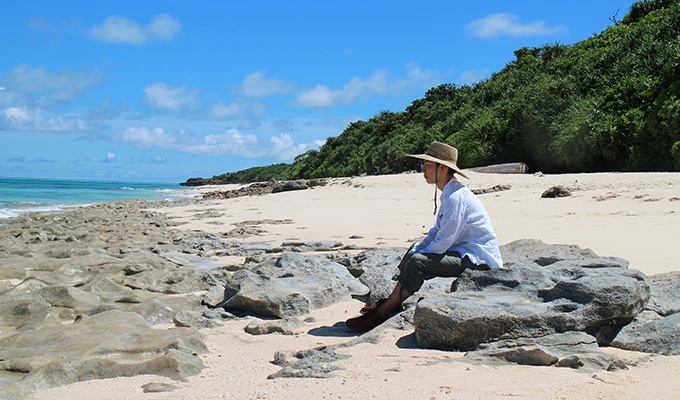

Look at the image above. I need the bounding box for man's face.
[420,160,439,184]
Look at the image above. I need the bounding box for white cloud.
[466,13,567,39]
[266,133,320,160]
[208,100,247,118]
[113,126,320,161]
[0,106,92,132]
[91,151,117,163]
[295,84,336,107]
[90,14,181,44]
[294,65,439,108]
[238,71,295,97]
[6,64,101,101]
[294,70,388,107]
[144,82,198,111]
[114,126,182,147]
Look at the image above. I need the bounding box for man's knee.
[398,256,426,294]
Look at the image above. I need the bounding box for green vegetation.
[198,0,680,184]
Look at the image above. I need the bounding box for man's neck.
[437,175,455,191]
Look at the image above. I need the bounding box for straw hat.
[408,141,468,179]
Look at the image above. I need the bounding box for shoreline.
[0,177,196,220]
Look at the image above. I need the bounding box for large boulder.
[413,239,651,351]
[221,253,369,317]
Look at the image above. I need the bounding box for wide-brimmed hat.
[408,141,468,179]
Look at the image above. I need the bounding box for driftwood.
[470,162,529,174]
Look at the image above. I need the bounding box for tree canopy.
[193,0,680,185]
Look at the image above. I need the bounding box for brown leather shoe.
[345,310,387,333]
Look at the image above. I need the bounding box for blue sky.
[1,1,634,183]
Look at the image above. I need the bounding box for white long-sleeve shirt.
[409,177,503,269]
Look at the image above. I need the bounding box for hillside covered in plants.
[186,0,680,185]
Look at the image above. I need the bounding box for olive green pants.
[397,252,489,295]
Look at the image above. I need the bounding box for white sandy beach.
[29,171,680,400]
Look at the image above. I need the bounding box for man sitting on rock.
[345,141,504,333]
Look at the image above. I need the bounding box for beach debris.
[470,162,529,174]
[471,184,511,195]
[541,185,572,198]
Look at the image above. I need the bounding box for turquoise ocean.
[0,177,193,219]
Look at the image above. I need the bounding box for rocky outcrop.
[2,311,206,394]
[261,240,675,378]
[0,199,678,396]
[202,179,328,199]
[0,201,223,395]
[274,240,671,367]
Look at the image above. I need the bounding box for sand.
[28,171,680,399]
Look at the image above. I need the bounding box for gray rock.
[123,267,213,294]
[173,309,221,329]
[272,180,309,193]
[541,186,571,198]
[142,382,180,393]
[466,331,628,370]
[280,240,344,252]
[493,347,559,366]
[413,239,650,351]
[245,317,304,335]
[0,294,61,331]
[646,271,680,316]
[0,384,26,400]
[268,346,348,379]
[607,359,630,371]
[0,310,206,393]
[0,310,206,367]
[221,253,369,318]
[610,311,680,355]
[12,349,203,394]
[129,295,206,325]
[39,285,100,309]
[203,285,226,307]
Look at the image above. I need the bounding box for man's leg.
[398,252,468,295]
[346,282,409,333]
[346,252,469,333]
[374,282,410,318]
[345,252,413,333]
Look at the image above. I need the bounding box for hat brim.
[408,154,469,179]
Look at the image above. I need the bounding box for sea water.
[0,177,193,219]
